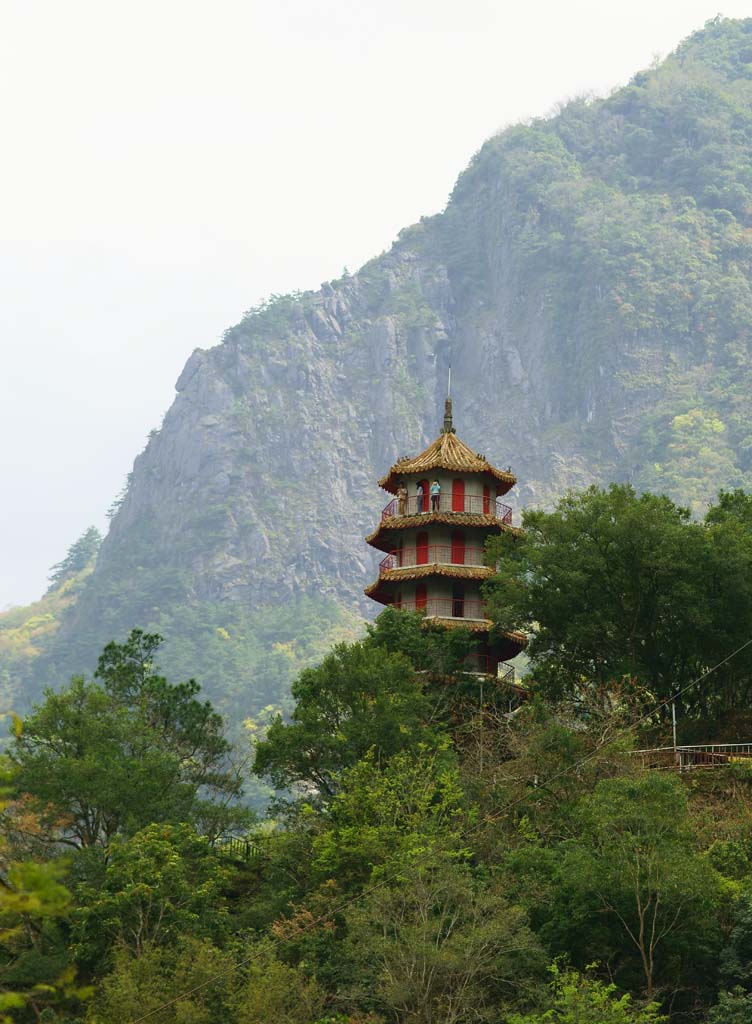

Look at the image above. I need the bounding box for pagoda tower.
[364,398,526,676]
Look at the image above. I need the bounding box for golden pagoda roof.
[379,429,516,495]
[364,564,494,597]
[360,596,528,647]
[429,619,528,651]
[366,512,519,553]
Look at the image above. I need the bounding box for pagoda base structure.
[364,397,527,680]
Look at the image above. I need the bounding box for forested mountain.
[6,15,752,718]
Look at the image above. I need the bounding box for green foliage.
[344,857,544,1024]
[366,607,476,677]
[86,937,326,1024]
[11,631,245,849]
[85,939,231,1024]
[0,567,93,712]
[0,762,91,1022]
[47,529,102,590]
[14,594,361,763]
[508,962,666,1024]
[486,485,706,703]
[310,745,464,888]
[555,774,723,999]
[705,989,752,1024]
[717,880,752,990]
[485,484,752,723]
[253,640,444,797]
[229,941,326,1024]
[3,576,752,1022]
[638,409,741,517]
[73,824,230,966]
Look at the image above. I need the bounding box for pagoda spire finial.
[442,364,455,433]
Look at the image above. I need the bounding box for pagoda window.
[397,538,403,567]
[451,530,465,565]
[394,590,402,610]
[416,531,429,565]
[483,484,490,515]
[415,582,427,611]
[452,582,465,618]
[452,478,465,513]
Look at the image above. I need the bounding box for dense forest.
[9,18,752,725]
[3,483,752,1022]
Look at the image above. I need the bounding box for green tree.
[715,877,752,991]
[85,938,233,1024]
[267,744,543,1021]
[555,774,722,1000]
[11,631,245,849]
[86,937,326,1024]
[488,484,752,725]
[344,856,543,1024]
[47,527,102,589]
[230,941,327,1024]
[0,761,91,1022]
[253,641,443,797]
[639,408,741,517]
[509,962,666,1024]
[705,989,752,1024]
[366,607,476,677]
[73,824,230,967]
[485,485,708,705]
[310,745,464,890]
[698,490,752,718]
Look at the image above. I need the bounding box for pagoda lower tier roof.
[364,564,494,598]
[429,617,526,639]
[434,619,527,648]
[366,512,520,553]
[362,595,527,656]
[430,620,528,661]
[433,617,493,632]
[380,429,516,495]
[392,611,527,650]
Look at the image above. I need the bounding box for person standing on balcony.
[397,482,407,516]
[416,482,425,514]
[430,479,441,512]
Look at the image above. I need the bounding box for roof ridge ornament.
[442,362,456,434]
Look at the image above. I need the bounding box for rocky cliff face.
[16,17,752,716]
[95,238,604,622]
[97,253,456,614]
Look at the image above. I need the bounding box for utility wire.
[128,634,752,1022]
[470,634,752,836]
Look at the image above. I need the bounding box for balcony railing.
[396,597,488,621]
[379,544,487,573]
[382,492,512,524]
[631,743,752,771]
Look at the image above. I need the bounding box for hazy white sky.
[1,0,750,607]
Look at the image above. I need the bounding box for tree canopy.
[485,485,752,725]
[10,630,245,850]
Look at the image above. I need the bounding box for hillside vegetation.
[3,482,752,1021]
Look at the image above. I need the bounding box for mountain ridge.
[4,14,752,718]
